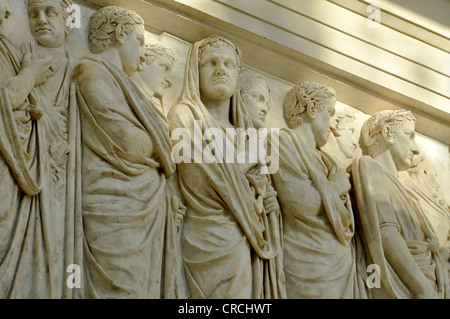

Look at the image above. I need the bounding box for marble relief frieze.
[0,0,448,299]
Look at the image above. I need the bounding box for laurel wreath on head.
[89,7,140,53]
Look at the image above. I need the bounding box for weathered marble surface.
[0,0,448,299]
[353,110,449,298]
[271,82,364,299]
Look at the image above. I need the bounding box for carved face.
[411,157,440,198]
[140,55,173,99]
[389,119,419,172]
[242,81,270,129]
[118,24,145,76]
[28,0,66,48]
[335,118,357,159]
[199,45,239,103]
[312,97,336,148]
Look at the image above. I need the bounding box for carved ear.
[115,24,126,45]
[382,125,394,144]
[306,100,317,119]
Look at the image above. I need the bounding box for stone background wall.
[6,0,449,203]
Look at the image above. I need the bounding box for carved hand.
[328,166,351,197]
[263,188,279,217]
[21,48,53,87]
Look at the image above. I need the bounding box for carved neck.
[293,123,316,149]
[38,43,65,56]
[372,151,399,178]
[99,48,123,73]
[201,97,232,126]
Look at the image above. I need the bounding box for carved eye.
[224,60,236,69]
[28,8,38,18]
[46,8,58,17]
[203,59,216,67]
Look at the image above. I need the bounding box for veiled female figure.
[168,35,285,299]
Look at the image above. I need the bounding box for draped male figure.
[168,35,285,299]
[73,6,183,298]
[0,0,82,298]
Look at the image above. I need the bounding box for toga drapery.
[0,34,80,298]
[352,155,449,299]
[168,36,285,299]
[272,128,362,298]
[74,56,183,299]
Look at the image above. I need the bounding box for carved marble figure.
[321,108,358,170]
[168,35,285,299]
[239,70,286,298]
[353,109,449,298]
[272,82,363,298]
[73,6,182,298]
[133,42,175,116]
[0,0,80,298]
[400,154,450,249]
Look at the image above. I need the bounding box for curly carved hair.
[0,0,9,26]
[88,6,144,54]
[330,108,356,137]
[360,109,416,157]
[239,70,272,111]
[142,42,176,66]
[198,36,242,73]
[283,81,336,129]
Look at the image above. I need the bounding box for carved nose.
[37,12,48,25]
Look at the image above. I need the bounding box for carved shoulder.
[168,103,195,133]
[72,59,109,86]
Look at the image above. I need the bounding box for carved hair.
[142,42,176,66]
[239,70,272,110]
[283,81,336,129]
[88,6,144,54]
[0,0,9,26]
[198,36,242,73]
[360,109,416,157]
[330,108,356,137]
[26,0,75,35]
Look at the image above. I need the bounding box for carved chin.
[35,34,64,48]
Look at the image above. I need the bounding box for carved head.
[239,71,271,129]
[360,109,419,171]
[89,6,145,75]
[139,42,176,98]
[408,153,441,198]
[330,108,358,159]
[0,0,10,26]
[27,0,74,47]
[197,36,242,103]
[283,81,336,147]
